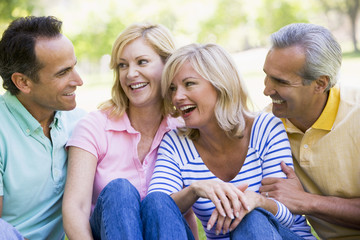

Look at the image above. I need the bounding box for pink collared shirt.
[66,110,182,212]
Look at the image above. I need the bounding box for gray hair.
[270,23,342,91]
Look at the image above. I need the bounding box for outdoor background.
[1,0,359,239]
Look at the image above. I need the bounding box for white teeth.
[130,83,148,89]
[272,99,284,104]
[64,92,74,96]
[180,105,196,111]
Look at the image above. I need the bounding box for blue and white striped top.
[148,112,315,239]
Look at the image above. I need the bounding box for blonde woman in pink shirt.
[62,23,197,240]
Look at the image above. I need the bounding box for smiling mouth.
[130,83,148,90]
[179,105,196,115]
[64,92,75,96]
[272,99,285,104]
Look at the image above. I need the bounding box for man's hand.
[259,161,309,214]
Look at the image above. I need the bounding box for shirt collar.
[312,85,339,130]
[104,111,183,134]
[3,91,41,135]
[3,91,61,135]
[282,85,340,132]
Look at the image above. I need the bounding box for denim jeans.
[0,218,24,240]
[89,178,194,240]
[230,208,303,240]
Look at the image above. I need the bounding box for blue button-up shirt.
[0,91,85,240]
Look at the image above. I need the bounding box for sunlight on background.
[1,0,359,112]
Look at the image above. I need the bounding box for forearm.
[256,193,278,215]
[63,205,94,240]
[171,185,199,213]
[305,194,360,229]
[184,209,199,240]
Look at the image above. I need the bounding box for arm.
[184,209,199,240]
[260,161,360,229]
[62,147,98,239]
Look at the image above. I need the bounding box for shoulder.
[166,116,185,130]
[250,112,286,147]
[252,112,283,131]
[339,84,360,106]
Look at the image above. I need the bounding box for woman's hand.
[191,180,249,220]
[207,190,263,235]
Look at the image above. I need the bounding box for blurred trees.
[0,0,40,33]
[0,0,359,61]
[319,0,359,52]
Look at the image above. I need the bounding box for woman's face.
[170,61,218,130]
[118,38,164,109]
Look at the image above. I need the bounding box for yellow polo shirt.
[281,85,360,240]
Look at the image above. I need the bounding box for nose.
[263,76,275,96]
[172,86,186,105]
[72,69,83,86]
[127,64,139,80]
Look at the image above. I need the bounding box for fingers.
[236,183,248,192]
[280,161,296,178]
[207,208,218,231]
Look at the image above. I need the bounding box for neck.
[16,94,55,138]
[128,104,163,135]
[290,91,329,132]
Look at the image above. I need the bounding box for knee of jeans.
[142,192,173,212]
[100,178,140,201]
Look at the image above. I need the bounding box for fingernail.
[229,213,234,219]
[229,227,233,232]
[235,211,239,218]
[207,224,211,231]
[247,205,250,211]
[216,230,220,235]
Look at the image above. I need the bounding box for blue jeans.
[89,178,194,240]
[0,218,23,240]
[230,208,303,240]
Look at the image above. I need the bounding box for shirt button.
[303,144,309,149]
[26,129,30,133]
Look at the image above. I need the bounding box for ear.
[11,73,32,94]
[314,76,329,93]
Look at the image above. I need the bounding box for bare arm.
[184,209,199,240]
[62,147,98,239]
[260,161,360,229]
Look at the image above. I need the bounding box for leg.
[230,208,303,240]
[90,178,143,240]
[0,219,23,240]
[141,192,194,240]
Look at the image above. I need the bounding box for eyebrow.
[55,59,77,76]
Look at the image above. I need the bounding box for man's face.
[26,35,83,115]
[263,46,316,120]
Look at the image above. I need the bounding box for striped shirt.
[148,112,315,239]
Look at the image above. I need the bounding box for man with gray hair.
[260,23,360,239]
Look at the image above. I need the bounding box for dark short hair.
[0,16,63,95]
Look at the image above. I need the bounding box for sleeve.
[255,113,296,227]
[148,131,184,195]
[0,155,3,196]
[66,111,106,160]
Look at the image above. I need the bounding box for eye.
[138,59,148,65]
[57,68,71,77]
[169,84,176,92]
[118,63,127,69]
[185,81,195,87]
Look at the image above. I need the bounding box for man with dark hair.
[260,23,360,239]
[0,16,85,239]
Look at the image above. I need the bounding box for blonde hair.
[162,43,253,140]
[99,22,176,118]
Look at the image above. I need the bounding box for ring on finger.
[265,192,269,198]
